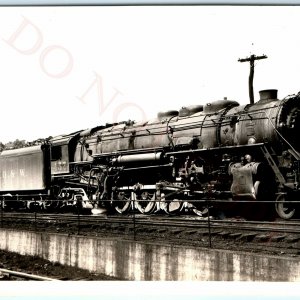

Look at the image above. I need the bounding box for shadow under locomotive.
[0,89,300,220]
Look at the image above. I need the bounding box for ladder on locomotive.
[260,144,286,187]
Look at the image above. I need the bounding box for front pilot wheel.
[275,193,295,220]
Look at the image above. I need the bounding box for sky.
[0,6,300,143]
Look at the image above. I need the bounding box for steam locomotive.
[1,88,300,219]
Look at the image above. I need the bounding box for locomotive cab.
[50,131,81,175]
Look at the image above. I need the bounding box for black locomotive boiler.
[1,89,300,219]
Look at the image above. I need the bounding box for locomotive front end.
[276,92,300,155]
[222,89,300,219]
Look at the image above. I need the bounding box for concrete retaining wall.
[0,228,299,281]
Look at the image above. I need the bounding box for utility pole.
[238,54,267,104]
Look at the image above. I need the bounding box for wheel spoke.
[192,207,209,217]
[183,201,209,217]
[135,191,156,214]
[112,191,132,214]
[162,199,184,215]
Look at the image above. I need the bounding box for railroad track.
[1,212,300,256]
[0,268,60,281]
[2,211,300,235]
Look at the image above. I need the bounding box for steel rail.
[1,211,300,226]
[130,218,300,235]
[0,268,60,281]
[2,212,300,235]
[97,215,300,236]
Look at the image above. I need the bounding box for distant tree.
[0,142,5,152]
[13,139,27,149]
[28,136,52,146]
[4,142,14,149]
[0,137,51,151]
